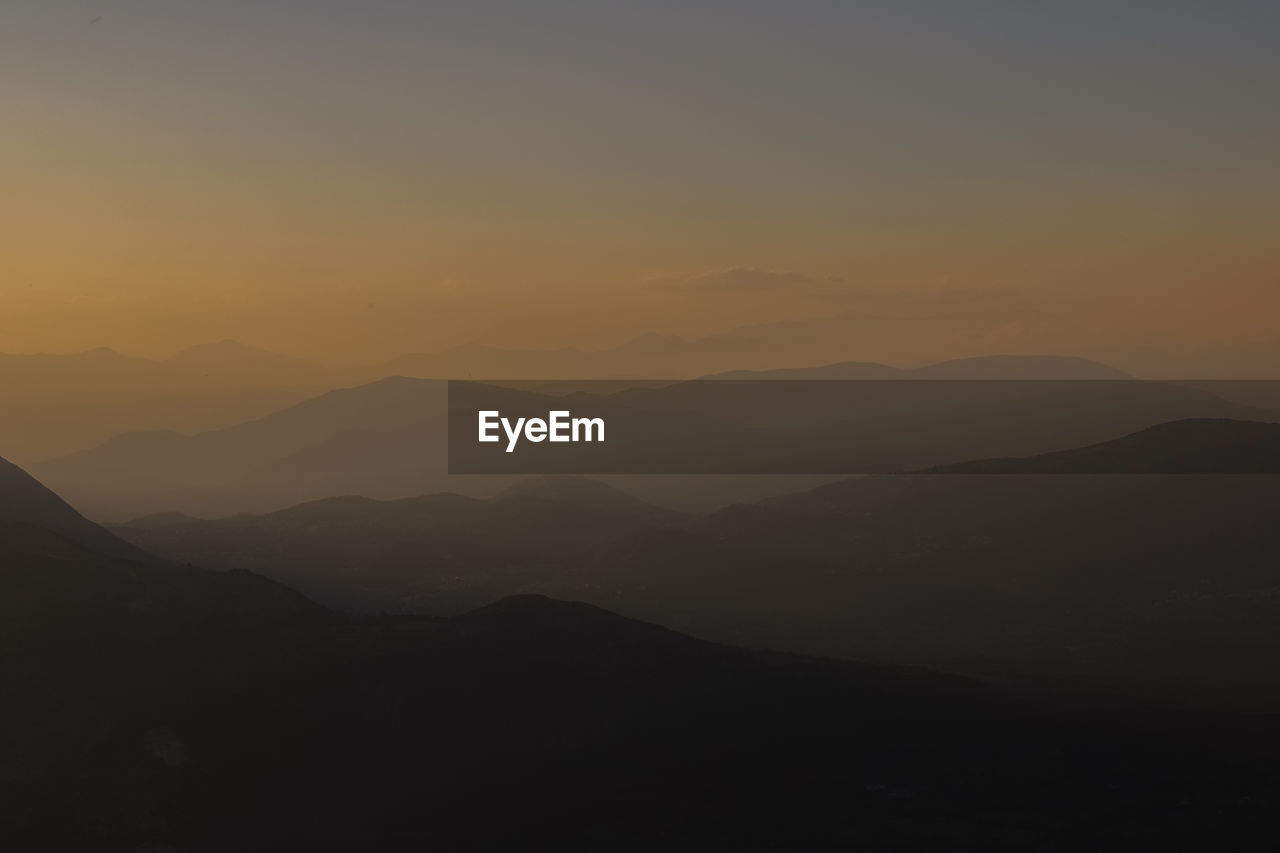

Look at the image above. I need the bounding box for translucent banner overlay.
[447,380,1280,474]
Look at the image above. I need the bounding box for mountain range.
[6,318,1278,470]
[115,419,1280,711]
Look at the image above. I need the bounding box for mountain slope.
[0,344,331,464]
[0,455,152,561]
[928,418,1280,473]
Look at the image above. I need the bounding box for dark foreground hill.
[5,469,1280,850]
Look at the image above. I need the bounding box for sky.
[1,1,1278,364]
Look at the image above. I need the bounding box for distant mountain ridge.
[9,314,1280,467]
[927,418,1280,474]
[115,415,1280,710]
[164,339,328,382]
[496,475,684,523]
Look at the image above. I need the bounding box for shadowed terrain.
[3,452,1278,850]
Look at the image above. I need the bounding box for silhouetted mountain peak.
[465,593,591,617]
[77,346,129,361]
[461,594,689,643]
[910,354,1131,380]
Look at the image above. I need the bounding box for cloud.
[646,267,848,295]
[645,267,1011,305]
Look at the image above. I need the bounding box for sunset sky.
[2,1,1278,365]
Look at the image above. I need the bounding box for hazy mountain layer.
[0,342,332,464]
[33,377,459,519]
[38,359,1274,519]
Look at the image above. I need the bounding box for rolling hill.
[116,420,1280,710]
